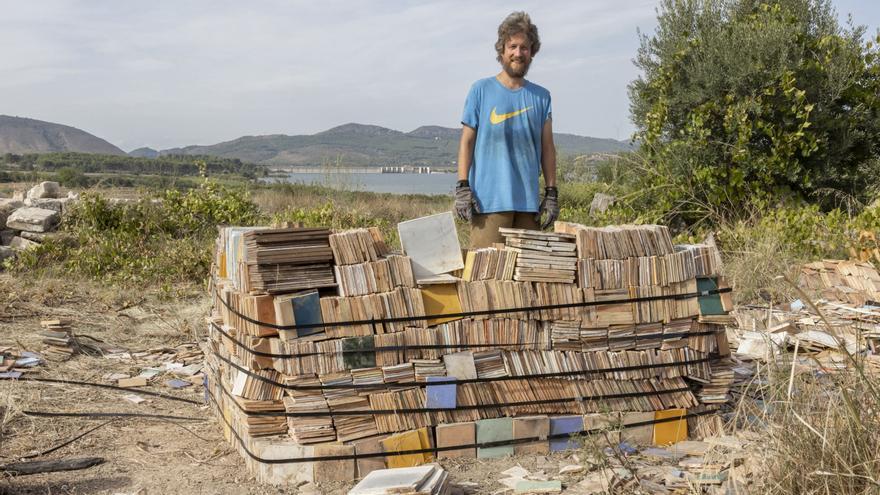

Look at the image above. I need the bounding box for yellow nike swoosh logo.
[489,106,532,125]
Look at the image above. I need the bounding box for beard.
[502,57,531,78]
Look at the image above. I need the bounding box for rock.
[27,181,61,199]
[0,246,14,263]
[23,197,68,213]
[0,229,17,245]
[10,236,39,251]
[0,199,23,226]
[589,193,615,216]
[11,191,24,201]
[502,466,531,479]
[297,482,320,495]
[5,207,60,233]
[576,469,614,492]
[19,231,51,243]
[559,465,585,475]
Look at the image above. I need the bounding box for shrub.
[5,178,264,285]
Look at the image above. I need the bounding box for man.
[454,11,558,248]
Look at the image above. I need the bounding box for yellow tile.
[422,284,463,325]
[653,409,687,445]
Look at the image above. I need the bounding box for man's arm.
[454,125,478,222]
[541,118,556,187]
[457,125,477,180]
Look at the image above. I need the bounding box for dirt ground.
[0,274,599,495]
[0,273,751,495]
[0,274,271,495]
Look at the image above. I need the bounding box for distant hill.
[161,123,632,168]
[0,115,125,156]
[128,147,159,158]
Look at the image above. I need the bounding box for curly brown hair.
[495,11,541,62]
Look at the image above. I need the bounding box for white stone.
[5,207,60,233]
[19,231,49,243]
[10,236,39,250]
[559,465,585,475]
[23,197,68,213]
[27,181,61,199]
[0,199,23,226]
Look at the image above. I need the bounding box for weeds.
[4,178,264,286]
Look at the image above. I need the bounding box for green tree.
[628,0,880,225]
[56,166,90,187]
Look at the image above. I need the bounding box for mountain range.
[0,115,125,156]
[0,116,632,167]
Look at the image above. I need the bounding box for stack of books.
[319,287,427,337]
[205,220,734,485]
[241,227,336,294]
[282,374,336,444]
[500,228,577,283]
[39,319,76,360]
[554,222,675,260]
[335,255,416,297]
[329,227,389,265]
[462,247,517,281]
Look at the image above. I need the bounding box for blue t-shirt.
[461,76,552,213]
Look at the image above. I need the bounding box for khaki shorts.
[470,211,539,248]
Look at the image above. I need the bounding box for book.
[398,212,464,281]
[513,416,550,454]
[549,416,584,452]
[476,417,514,458]
[421,283,463,326]
[425,377,456,409]
[381,428,433,468]
[274,290,325,339]
[653,409,688,445]
[436,422,476,459]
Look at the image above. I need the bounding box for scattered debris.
[348,463,449,495]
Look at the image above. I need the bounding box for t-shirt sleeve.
[544,93,552,122]
[461,83,480,129]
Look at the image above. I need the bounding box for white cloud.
[0,0,874,150]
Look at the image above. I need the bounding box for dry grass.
[251,183,468,248]
[727,283,880,495]
[731,362,880,494]
[717,220,804,305]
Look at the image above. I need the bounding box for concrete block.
[251,436,315,486]
[313,444,356,484]
[27,181,61,199]
[6,207,60,233]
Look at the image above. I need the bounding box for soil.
[0,273,746,495]
[0,274,576,495]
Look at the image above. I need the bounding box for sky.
[1,1,878,152]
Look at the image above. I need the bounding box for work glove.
[536,186,559,230]
[454,180,477,222]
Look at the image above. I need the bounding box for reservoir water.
[266,172,457,196]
